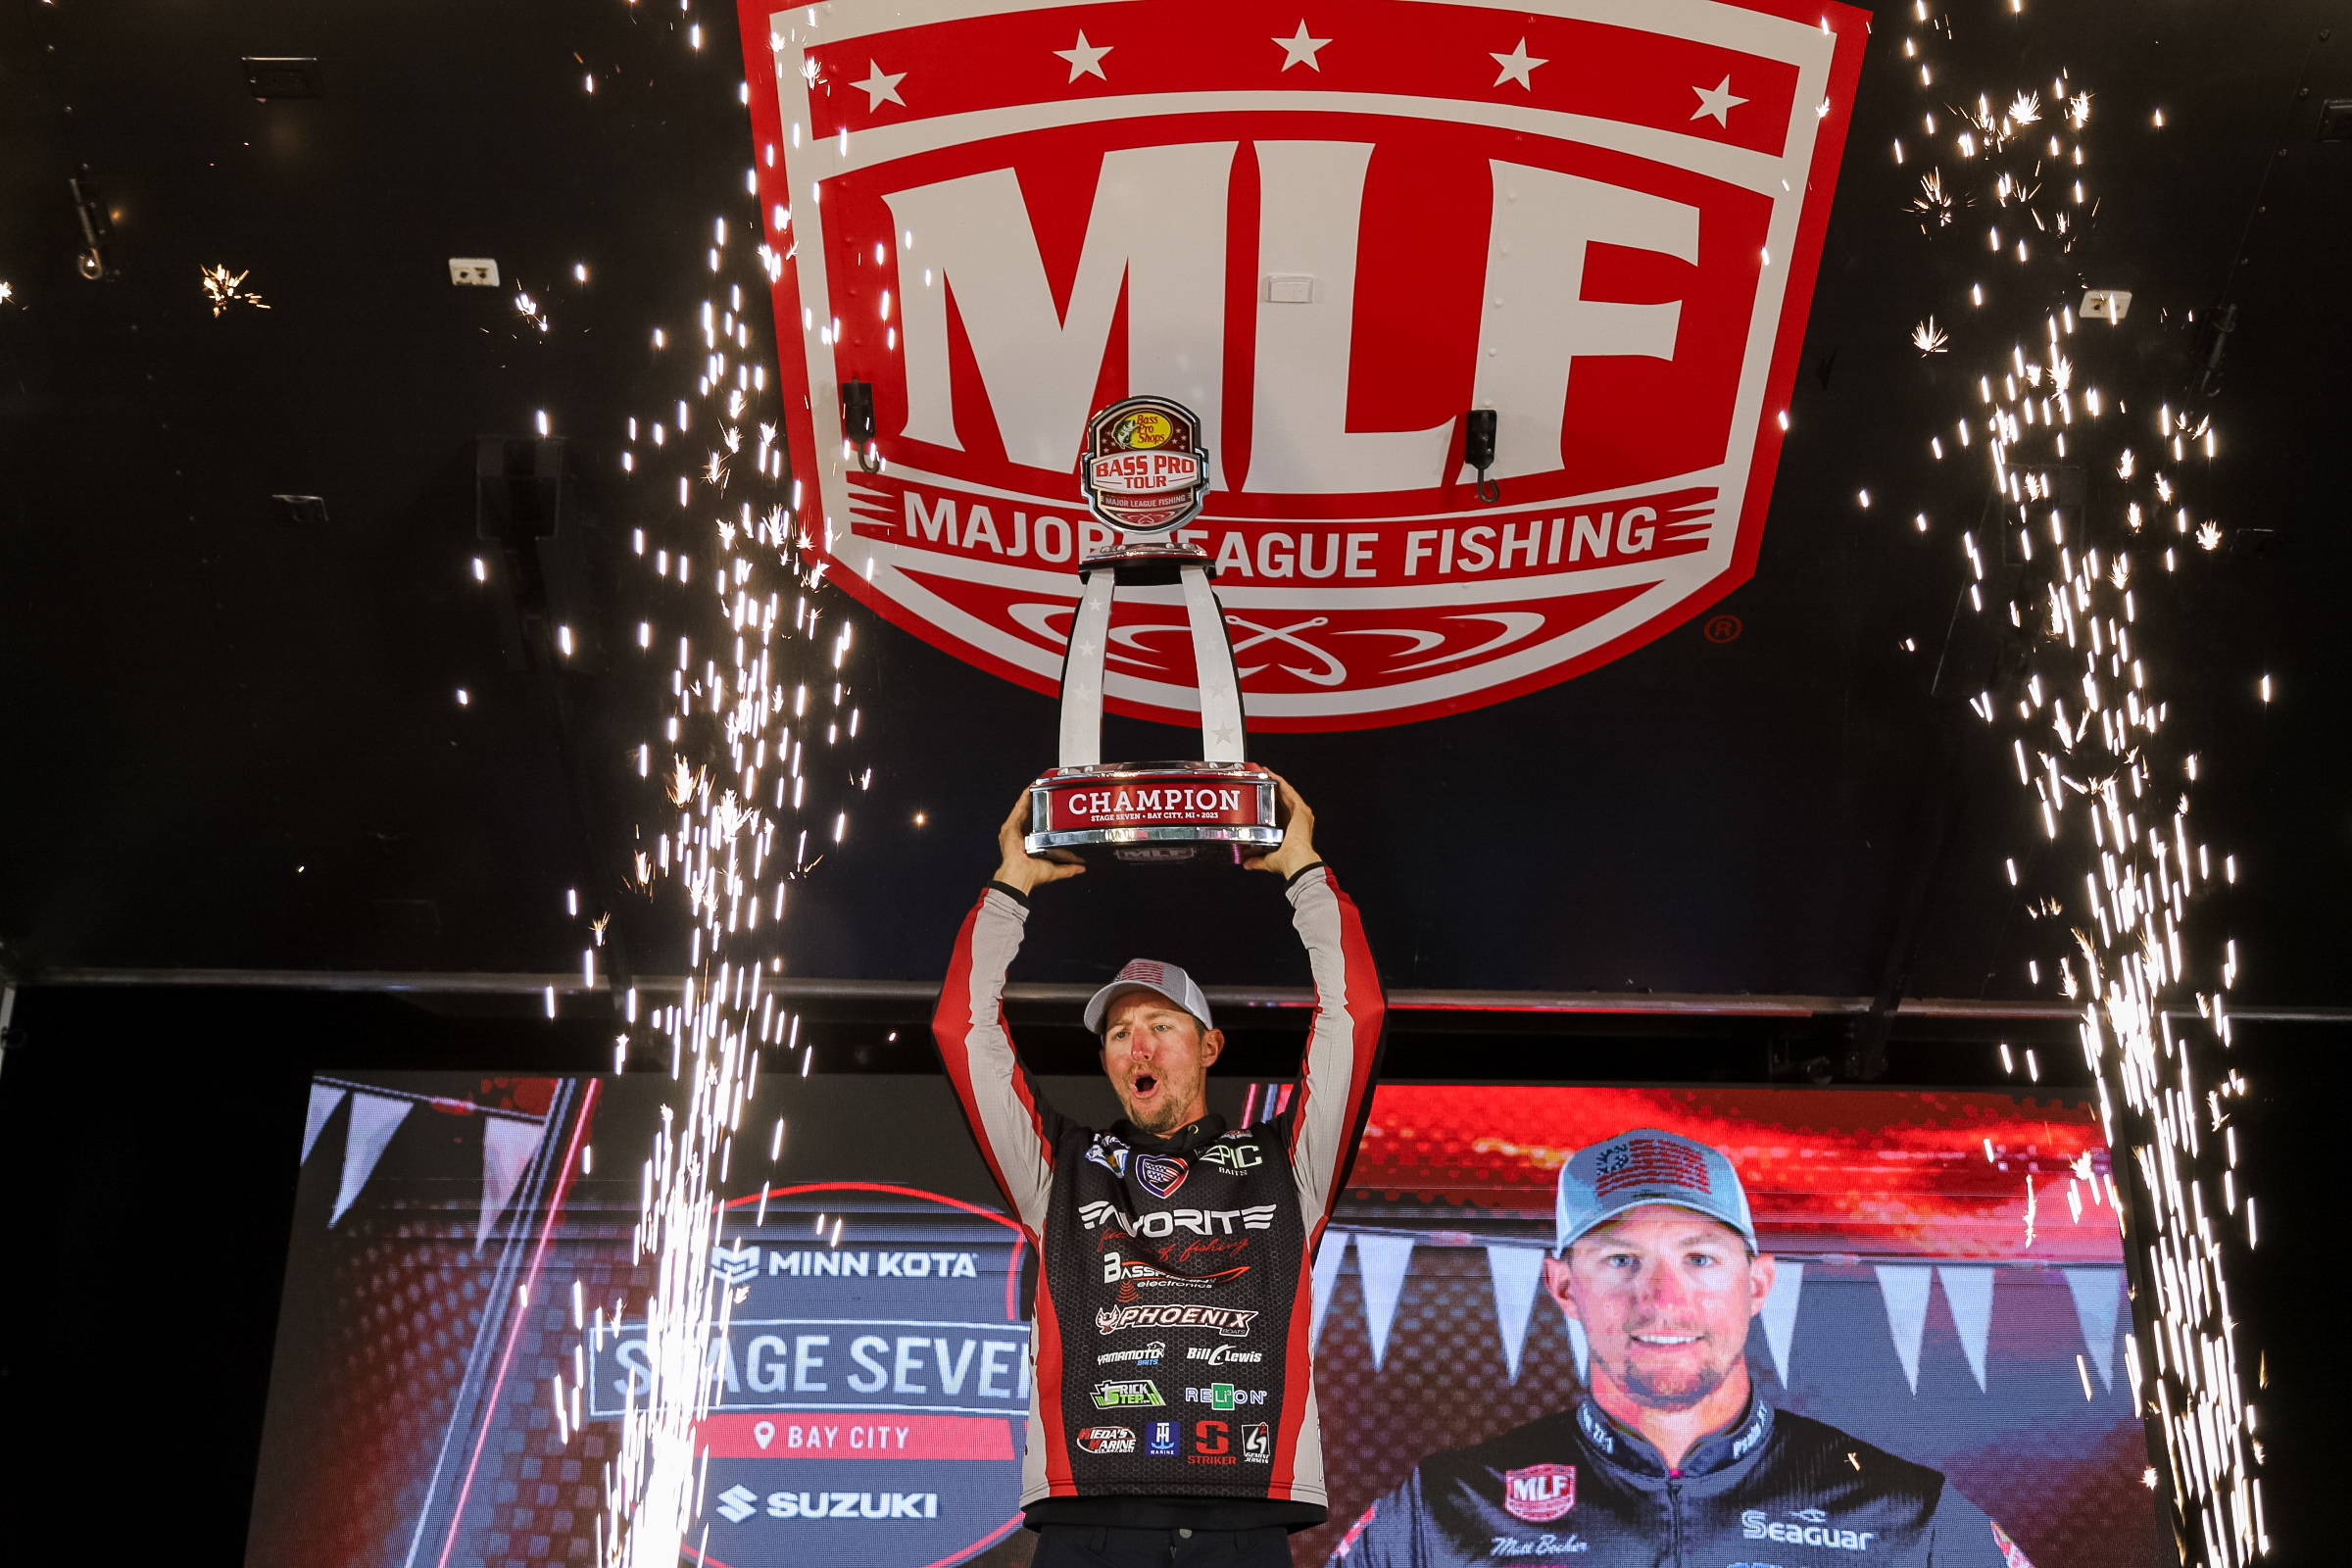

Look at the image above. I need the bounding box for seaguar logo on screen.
[745,0,1866,729]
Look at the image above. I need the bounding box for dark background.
[1,0,2345,1562]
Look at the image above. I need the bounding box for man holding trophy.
[933,398,1388,1566]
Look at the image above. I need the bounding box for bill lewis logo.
[742,0,1867,729]
[1503,1463,1577,1523]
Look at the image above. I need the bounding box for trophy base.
[1025,762,1280,863]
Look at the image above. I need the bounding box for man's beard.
[1614,1348,1735,1412]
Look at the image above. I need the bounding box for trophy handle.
[1055,568,1119,768]
[1180,564,1246,763]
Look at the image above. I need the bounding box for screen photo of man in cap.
[1326,1128,2035,1568]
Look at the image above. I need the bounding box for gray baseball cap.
[1083,958,1215,1035]
[1554,1127,1757,1253]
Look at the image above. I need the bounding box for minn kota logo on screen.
[587,1184,1032,1568]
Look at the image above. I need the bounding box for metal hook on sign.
[840,379,882,473]
[70,167,119,281]
[1465,408,1500,504]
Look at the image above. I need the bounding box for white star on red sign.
[853,61,906,110]
[1054,30,1112,82]
[1690,74,1747,124]
[1272,22,1330,72]
[1489,38,1547,90]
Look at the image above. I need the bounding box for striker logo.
[745,0,1867,730]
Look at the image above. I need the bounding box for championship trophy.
[1023,396,1282,863]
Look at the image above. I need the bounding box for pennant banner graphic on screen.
[1353,1233,1416,1371]
[300,1083,346,1165]
[1756,1259,1805,1388]
[1310,1230,1351,1348]
[330,1092,413,1226]
[475,1114,548,1249]
[1485,1243,1546,1384]
[2066,1266,2126,1391]
[1875,1263,1935,1394]
[1937,1265,1996,1393]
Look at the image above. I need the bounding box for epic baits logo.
[1502,1463,1577,1523]
[744,0,1865,729]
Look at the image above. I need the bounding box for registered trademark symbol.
[1703,613,1743,643]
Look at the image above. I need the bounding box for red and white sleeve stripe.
[1282,865,1388,1239]
[931,886,1059,1233]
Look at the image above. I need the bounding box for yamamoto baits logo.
[746,0,1867,729]
[604,1184,1028,1568]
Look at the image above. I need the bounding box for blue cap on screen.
[1554,1128,1757,1254]
[1083,957,1215,1035]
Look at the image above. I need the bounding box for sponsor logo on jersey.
[1091,1379,1165,1408]
[1199,1142,1265,1173]
[1075,1426,1136,1454]
[1502,1463,1577,1523]
[1189,1419,1238,1465]
[1135,1153,1189,1198]
[1084,1136,1132,1179]
[1097,1303,1261,1338]
[1102,1249,1250,1295]
[1186,1345,1264,1365]
[1186,1382,1268,1410]
[720,1491,941,1521]
[1243,1422,1271,1464]
[1148,1420,1180,1456]
[1079,1200,1278,1237]
[1097,1341,1166,1367]
[1488,1533,1591,1557]
[1740,1510,1876,1551]
[1575,1402,1615,1454]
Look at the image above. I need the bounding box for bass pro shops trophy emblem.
[1023,397,1281,863]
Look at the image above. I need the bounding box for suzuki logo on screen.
[742,0,1866,729]
[600,1183,1031,1568]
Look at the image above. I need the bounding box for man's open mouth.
[1131,1074,1159,1098]
[1631,1334,1702,1346]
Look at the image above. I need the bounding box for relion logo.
[743,0,1865,729]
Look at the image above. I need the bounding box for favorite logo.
[745,0,1867,729]
[1135,1153,1188,1199]
[1503,1464,1577,1523]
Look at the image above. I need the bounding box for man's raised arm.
[930,796,1087,1235]
[1247,776,1389,1236]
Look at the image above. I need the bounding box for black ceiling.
[2,0,2346,1008]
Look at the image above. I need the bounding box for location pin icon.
[753,1420,776,1450]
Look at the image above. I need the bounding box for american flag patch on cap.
[1593,1137,1714,1198]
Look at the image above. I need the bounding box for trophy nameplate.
[1025,397,1280,862]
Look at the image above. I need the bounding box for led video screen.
[248,1075,2158,1567]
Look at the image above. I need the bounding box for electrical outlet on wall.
[448,258,501,287]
